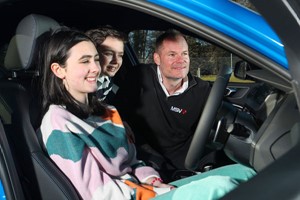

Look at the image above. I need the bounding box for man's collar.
[156,66,188,97]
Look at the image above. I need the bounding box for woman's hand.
[155,182,176,189]
[146,177,176,190]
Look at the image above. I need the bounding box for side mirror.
[234,61,252,80]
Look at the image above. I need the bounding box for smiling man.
[86,26,127,104]
[115,29,211,171]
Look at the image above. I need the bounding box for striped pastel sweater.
[40,104,166,200]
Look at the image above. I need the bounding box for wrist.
[149,177,163,186]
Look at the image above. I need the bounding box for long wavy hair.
[40,27,105,119]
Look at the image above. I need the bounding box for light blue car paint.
[148,0,288,69]
[0,181,5,200]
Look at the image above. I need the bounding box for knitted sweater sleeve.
[103,106,161,183]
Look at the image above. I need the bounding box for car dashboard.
[220,66,298,172]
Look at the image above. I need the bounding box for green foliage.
[128,0,256,83]
[129,30,241,78]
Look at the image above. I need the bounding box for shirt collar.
[97,75,111,89]
[157,66,188,97]
[98,75,110,83]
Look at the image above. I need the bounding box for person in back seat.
[86,26,127,105]
[39,27,256,200]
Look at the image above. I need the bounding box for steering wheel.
[185,65,232,171]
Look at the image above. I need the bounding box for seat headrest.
[4,14,60,71]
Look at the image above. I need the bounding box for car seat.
[0,14,82,200]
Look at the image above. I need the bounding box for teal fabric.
[152,164,256,200]
[46,121,129,161]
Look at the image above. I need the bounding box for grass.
[200,74,254,83]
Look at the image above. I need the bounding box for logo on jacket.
[170,106,187,114]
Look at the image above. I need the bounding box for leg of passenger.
[152,164,256,200]
[170,164,256,187]
[152,175,239,200]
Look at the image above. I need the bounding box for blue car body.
[148,0,288,69]
[0,181,5,200]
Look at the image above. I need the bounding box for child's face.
[99,37,124,77]
[61,41,100,103]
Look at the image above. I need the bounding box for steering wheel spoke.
[185,65,232,171]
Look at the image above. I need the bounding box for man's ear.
[153,52,160,65]
[51,63,66,79]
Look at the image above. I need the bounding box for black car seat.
[0,14,81,200]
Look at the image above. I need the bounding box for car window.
[128,30,252,83]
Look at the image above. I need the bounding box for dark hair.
[155,29,187,52]
[85,25,127,53]
[41,27,105,118]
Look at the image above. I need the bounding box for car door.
[221,1,300,199]
[0,120,25,200]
